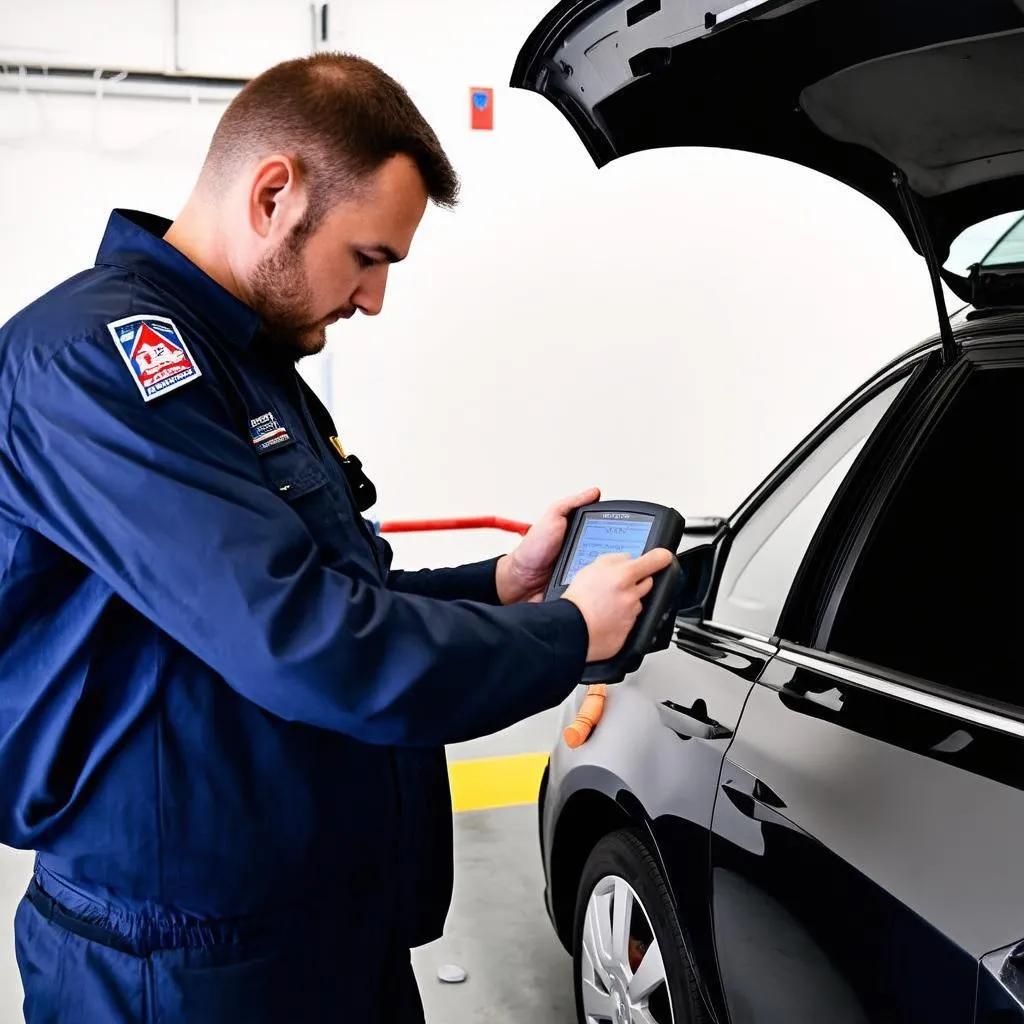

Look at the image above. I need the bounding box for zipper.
[292,375,386,578]
[893,170,959,365]
[291,379,406,896]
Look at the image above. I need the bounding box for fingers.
[593,552,631,568]
[554,487,600,516]
[636,576,655,598]
[628,547,675,581]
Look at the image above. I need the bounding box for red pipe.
[379,516,531,536]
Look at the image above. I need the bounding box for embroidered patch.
[107,315,202,402]
[249,411,292,452]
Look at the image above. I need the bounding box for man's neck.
[163,200,247,306]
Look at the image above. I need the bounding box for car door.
[636,352,926,1022]
[710,339,1024,1024]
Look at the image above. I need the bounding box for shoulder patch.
[106,315,202,402]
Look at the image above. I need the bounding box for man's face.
[247,154,429,357]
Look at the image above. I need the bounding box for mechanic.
[0,52,672,1023]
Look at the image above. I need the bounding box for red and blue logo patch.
[107,314,202,402]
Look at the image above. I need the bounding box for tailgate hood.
[510,0,1024,267]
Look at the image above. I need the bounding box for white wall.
[0,1,945,1017]
[319,0,942,571]
[0,0,316,78]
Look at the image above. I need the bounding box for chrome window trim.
[715,0,772,25]
[776,646,1024,741]
[702,620,778,656]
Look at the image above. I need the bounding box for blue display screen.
[561,514,654,586]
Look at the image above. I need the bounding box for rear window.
[980,214,1024,269]
[824,364,1023,705]
[946,210,1024,275]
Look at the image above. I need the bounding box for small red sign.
[470,87,494,130]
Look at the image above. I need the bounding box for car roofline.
[727,338,938,529]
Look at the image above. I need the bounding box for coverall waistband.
[30,865,282,958]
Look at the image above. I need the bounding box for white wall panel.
[0,0,170,72]
[174,0,314,79]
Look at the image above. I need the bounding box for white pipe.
[166,0,181,75]
[0,71,241,104]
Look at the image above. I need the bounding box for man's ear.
[248,155,305,240]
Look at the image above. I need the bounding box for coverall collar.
[95,209,263,350]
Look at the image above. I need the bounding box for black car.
[511,1,1024,1022]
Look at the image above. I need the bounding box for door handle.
[722,776,786,810]
[718,767,802,832]
[659,698,733,740]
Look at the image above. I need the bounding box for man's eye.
[356,252,376,269]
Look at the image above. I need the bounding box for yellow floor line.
[448,752,549,814]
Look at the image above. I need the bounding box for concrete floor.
[0,708,575,1023]
[0,845,31,1022]
[420,706,577,1022]
[414,804,575,1023]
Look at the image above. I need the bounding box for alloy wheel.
[579,874,674,1024]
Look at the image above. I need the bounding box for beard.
[248,231,327,360]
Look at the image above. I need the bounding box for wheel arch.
[549,785,662,951]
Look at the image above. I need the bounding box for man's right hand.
[563,548,675,662]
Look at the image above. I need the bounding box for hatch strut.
[893,171,958,364]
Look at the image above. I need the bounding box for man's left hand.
[496,487,601,605]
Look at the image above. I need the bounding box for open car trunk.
[511,0,1024,314]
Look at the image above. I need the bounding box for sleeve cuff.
[537,597,590,680]
[458,556,503,605]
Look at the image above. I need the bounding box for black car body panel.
[534,319,1024,1023]
[538,632,764,1019]
[714,671,979,1023]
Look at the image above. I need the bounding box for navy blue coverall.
[0,210,589,1022]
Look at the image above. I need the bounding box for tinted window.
[825,364,1023,703]
[981,213,1024,269]
[711,376,909,637]
[945,210,1023,276]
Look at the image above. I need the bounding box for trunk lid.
[511,0,1024,318]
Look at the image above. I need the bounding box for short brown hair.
[202,52,459,226]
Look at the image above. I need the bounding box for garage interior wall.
[0,0,942,1015]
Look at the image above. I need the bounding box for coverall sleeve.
[4,333,588,747]
[385,557,504,605]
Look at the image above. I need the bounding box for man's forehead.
[318,203,413,260]
[319,159,426,256]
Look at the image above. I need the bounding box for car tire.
[572,828,706,1024]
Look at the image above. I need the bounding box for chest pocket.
[256,441,382,581]
[258,442,347,538]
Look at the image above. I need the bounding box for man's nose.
[355,267,389,317]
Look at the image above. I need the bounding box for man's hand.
[495,487,601,605]
[564,549,675,662]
